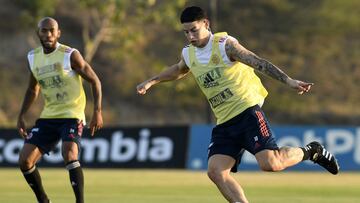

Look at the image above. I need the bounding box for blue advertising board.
[0,127,189,168]
[186,125,360,171]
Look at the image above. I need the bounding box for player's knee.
[18,156,34,170]
[62,143,79,162]
[62,152,78,163]
[207,168,227,183]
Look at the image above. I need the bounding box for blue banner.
[186,125,360,171]
[0,127,189,168]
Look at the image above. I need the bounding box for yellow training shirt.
[188,32,268,124]
[27,43,86,122]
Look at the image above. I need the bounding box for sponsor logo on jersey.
[197,67,221,88]
[38,75,65,89]
[56,92,69,102]
[35,62,62,76]
[208,88,233,108]
[211,54,220,65]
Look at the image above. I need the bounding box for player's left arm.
[70,50,103,136]
[225,37,313,94]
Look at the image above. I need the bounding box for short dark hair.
[180,6,208,23]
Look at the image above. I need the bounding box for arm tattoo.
[225,38,290,83]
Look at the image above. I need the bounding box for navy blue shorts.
[208,105,279,172]
[24,119,84,155]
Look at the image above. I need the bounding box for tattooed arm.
[225,37,313,94]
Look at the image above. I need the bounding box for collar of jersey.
[196,33,213,51]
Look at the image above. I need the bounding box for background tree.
[0,0,359,127]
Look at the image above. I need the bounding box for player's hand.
[287,78,314,95]
[136,81,152,95]
[17,116,28,139]
[89,110,103,136]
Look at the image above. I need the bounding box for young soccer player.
[137,6,339,203]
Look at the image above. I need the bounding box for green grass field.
[0,169,359,203]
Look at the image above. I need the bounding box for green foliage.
[14,0,59,27]
[1,0,359,126]
[317,0,360,34]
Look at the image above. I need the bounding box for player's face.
[183,19,210,47]
[37,21,60,51]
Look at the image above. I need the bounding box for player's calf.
[21,165,50,203]
[66,160,84,203]
[255,149,290,172]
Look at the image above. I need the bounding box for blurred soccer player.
[137,6,339,203]
[17,17,103,203]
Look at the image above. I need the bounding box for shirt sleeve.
[181,46,191,68]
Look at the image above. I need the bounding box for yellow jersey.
[186,32,268,124]
[27,43,86,122]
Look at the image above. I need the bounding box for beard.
[40,40,57,50]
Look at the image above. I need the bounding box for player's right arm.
[17,73,40,138]
[136,57,190,95]
[225,37,313,94]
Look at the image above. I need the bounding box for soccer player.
[17,17,103,203]
[137,6,339,203]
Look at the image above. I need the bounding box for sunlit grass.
[0,169,359,203]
